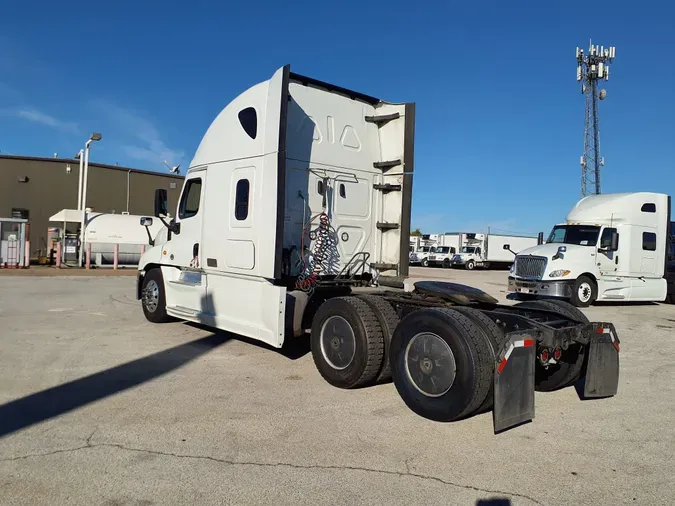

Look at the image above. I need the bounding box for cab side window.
[179,178,202,219]
[600,227,618,249]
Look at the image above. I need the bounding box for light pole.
[74,150,84,209]
[78,132,102,266]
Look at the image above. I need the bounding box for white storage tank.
[84,212,164,265]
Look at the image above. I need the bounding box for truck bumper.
[507,277,574,298]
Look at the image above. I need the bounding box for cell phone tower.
[576,41,616,197]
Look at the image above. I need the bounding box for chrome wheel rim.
[405,332,456,397]
[578,282,592,303]
[320,316,356,370]
[143,280,159,313]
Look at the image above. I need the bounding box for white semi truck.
[451,233,542,270]
[137,66,620,432]
[409,234,436,266]
[426,233,461,268]
[508,192,672,307]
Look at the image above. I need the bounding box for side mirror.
[537,232,544,245]
[610,231,619,252]
[552,245,566,260]
[503,244,510,250]
[140,217,155,246]
[154,189,168,217]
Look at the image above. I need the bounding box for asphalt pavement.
[1,268,674,505]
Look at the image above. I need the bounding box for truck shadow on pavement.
[0,333,230,439]
[185,321,311,361]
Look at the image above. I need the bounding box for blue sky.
[1,1,673,235]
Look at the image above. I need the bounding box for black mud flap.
[583,323,620,398]
[493,333,536,433]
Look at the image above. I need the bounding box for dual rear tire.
[311,297,507,422]
[310,296,397,389]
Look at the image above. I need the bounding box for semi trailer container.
[137,66,620,432]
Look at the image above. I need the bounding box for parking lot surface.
[1,267,674,505]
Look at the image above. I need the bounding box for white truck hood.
[515,243,596,279]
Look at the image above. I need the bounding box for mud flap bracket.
[583,323,620,398]
[493,332,536,433]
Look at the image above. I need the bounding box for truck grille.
[514,256,547,279]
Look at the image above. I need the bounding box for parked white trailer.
[451,233,541,270]
[136,66,621,432]
[508,192,672,307]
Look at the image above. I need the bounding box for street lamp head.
[74,152,81,159]
[90,132,102,141]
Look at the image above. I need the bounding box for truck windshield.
[436,247,450,254]
[547,225,600,246]
[461,247,476,253]
[421,247,431,252]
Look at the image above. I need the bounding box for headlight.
[549,269,571,278]
[509,263,515,274]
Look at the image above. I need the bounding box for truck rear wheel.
[390,308,492,422]
[450,306,507,413]
[310,297,384,389]
[515,300,588,391]
[141,269,171,323]
[356,295,399,382]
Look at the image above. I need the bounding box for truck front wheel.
[570,275,597,307]
[421,258,429,267]
[465,260,475,270]
[141,269,171,323]
[310,297,384,389]
[390,308,492,422]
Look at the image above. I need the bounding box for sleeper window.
[641,203,656,213]
[642,232,657,251]
[179,178,202,219]
[339,183,346,198]
[235,179,250,221]
[238,107,257,139]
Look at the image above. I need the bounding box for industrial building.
[0,155,183,260]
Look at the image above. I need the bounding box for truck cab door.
[161,169,208,318]
[597,227,619,276]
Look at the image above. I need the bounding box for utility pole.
[576,41,616,197]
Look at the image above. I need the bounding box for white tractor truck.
[137,66,620,432]
[451,233,542,270]
[508,192,673,307]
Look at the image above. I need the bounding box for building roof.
[0,154,184,180]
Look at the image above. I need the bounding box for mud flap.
[583,324,620,398]
[493,333,536,433]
